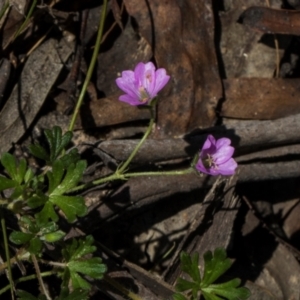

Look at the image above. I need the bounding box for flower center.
[138,86,150,102]
[202,154,217,169]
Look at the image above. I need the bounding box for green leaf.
[59,148,81,168]
[175,249,251,300]
[17,158,27,184]
[35,201,58,225]
[175,277,199,293]
[42,230,65,243]
[201,248,232,287]
[172,293,188,300]
[202,279,251,300]
[63,235,96,261]
[68,257,106,279]
[0,176,17,192]
[1,153,27,184]
[27,194,48,209]
[1,153,18,180]
[51,160,87,195]
[44,126,73,163]
[28,237,42,255]
[180,251,201,283]
[29,143,49,162]
[47,160,65,194]
[70,271,91,289]
[24,168,34,183]
[201,290,223,300]
[10,231,34,244]
[50,195,87,223]
[62,236,107,290]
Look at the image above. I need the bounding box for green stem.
[117,101,156,174]
[69,167,194,192]
[124,168,194,178]
[0,208,14,299]
[13,0,37,39]
[0,271,55,296]
[0,1,9,22]
[68,0,108,132]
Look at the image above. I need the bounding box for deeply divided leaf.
[50,195,87,223]
[51,160,87,195]
[180,251,201,283]
[202,248,232,287]
[44,127,73,163]
[62,236,106,290]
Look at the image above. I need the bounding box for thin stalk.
[124,168,194,178]
[0,271,55,296]
[69,167,194,193]
[31,254,51,300]
[13,0,37,39]
[0,1,9,22]
[117,101,157,174]
[0,208,14,299]
[68,0,108,131]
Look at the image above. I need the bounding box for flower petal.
[195,159,211,175]
[203,135,216,150]
[151,68,170,96]
[142,63,156,97]
[116,62,170,105]
[119,94,145,106]
[116,71,140,100]
[213,145,235,164]
[216,158,237,175]
[215,138,231,149]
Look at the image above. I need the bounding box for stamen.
[139,86,150,102]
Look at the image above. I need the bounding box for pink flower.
[116,62,170,106]
[196,135,237,176]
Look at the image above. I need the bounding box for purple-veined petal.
[216,158,237,175]
[195,159,209,174]
[116,71,140,100]
[196,159,219,176]
[116,62,170,105]
[215,138,231,149]
[134,62,146,80]
[119,94,145,106]
[142,63,156,97]
[202,135,216,152]
[213,145,235,164]
[151,68,170,96]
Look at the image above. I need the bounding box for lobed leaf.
[172,293,188,300]
[50,195,87,223]
[44,126,73,163]
[50,160,87,196]
[0,176,17,192]
[10,231,34,245]
[201,248,232,287]
[180,251,201,283]
[29,144,49,162]
[203,279,251,300]
[35,201,58,225]
[68,257,106,279]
